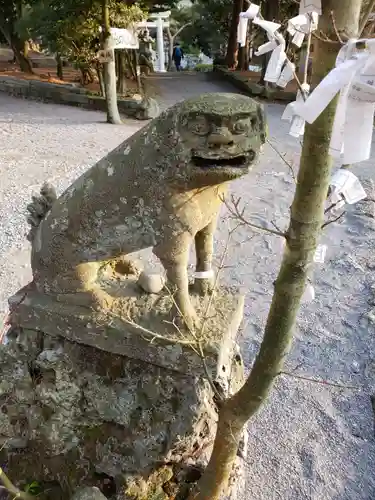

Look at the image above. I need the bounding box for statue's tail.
[26,182,57,242]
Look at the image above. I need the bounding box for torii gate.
[138,11,171,72]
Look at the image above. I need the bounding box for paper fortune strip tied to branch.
[287,12,319,47]
[329,170,366,205]
[293,39,375,164]
[282,83,310,137]
[299,0,322,15]
[237,3,260,46]
[253,19,286,83]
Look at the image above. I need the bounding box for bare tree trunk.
[102,0,122,125]
[226,0,243,69]
[167,29,174,71]
[10,35,33,73]
[116,51,127,94]
[96,64,106,97]
[134,50,142,93]
[56,53,63,80]
[166,24,191,71]
[194,1,363,499]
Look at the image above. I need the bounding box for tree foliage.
[17,0,146,70]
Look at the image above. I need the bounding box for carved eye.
[188,116,210,136]
[232,118,250,135]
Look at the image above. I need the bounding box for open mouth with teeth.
[191,151,255,169]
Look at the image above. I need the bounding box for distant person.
[172,43,184,72]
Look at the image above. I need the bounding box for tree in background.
[178,0,232,58]
[166,7,195,70]
[0,0,33,73]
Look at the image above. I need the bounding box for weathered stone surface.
[21,93,265,332]
[1,287,245,499]
[72,487,108,500]
[10,286,244,379]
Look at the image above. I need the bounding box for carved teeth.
[191,154,250,168]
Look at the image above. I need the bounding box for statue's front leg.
[154,234,199,332]
[192,218,216,296]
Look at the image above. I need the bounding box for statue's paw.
[90,287,114,311]
[191,277,215,297]
[56,288,113,311]
[178,307,201,333]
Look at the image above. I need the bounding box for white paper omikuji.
[265,45,286,82]
[299,0,322,15]
[292,31,305,48]
[237,17,248,46]
[253,18,282,38]
[237,3,261,46]
[288,12,319,36]
[314,245,327,264]
[330,170,367,205]
[282,83,310,137]
[277,61,295,88]
[293,39,375,164]
[293,53,368,124]
[240,3,260,19]
[255,40,278,56]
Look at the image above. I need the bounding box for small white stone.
[137,272,165,294]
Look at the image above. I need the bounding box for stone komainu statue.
[26,93,266,329]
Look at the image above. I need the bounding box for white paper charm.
[299,0,322,15]
[240,3,260,19]
[292,31,306,48]
[277,60,295,88]
[255,40,278,57]
[314,244,327,263]
[330,170,367,204]
[282,83,310,137]
[292,38,375,164]
[237,17,248,46]
[253,18,281,38]
[265,44,287,82]
[238,3,261,46]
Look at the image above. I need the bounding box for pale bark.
[102,0,122,125]
[194,1,364,499]
[166,23,192,71]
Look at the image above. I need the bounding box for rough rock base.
[1,286,247,499]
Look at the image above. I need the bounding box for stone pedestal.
[1,285,246,499]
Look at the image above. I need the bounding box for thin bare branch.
[163,284,225,401]
[223,195,286,238]
[359,0,375,36]
[0,468,33,500]
[321,211,346,229]
[108,312,199,346]
[280,371,358,390]
[174,22,192,38]
[267,139,297,183]
[303,14,313,85]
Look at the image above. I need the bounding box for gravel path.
[0,73,375,499]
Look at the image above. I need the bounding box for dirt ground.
[0,47,140,94]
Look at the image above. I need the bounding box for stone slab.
[9,284,244,380]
